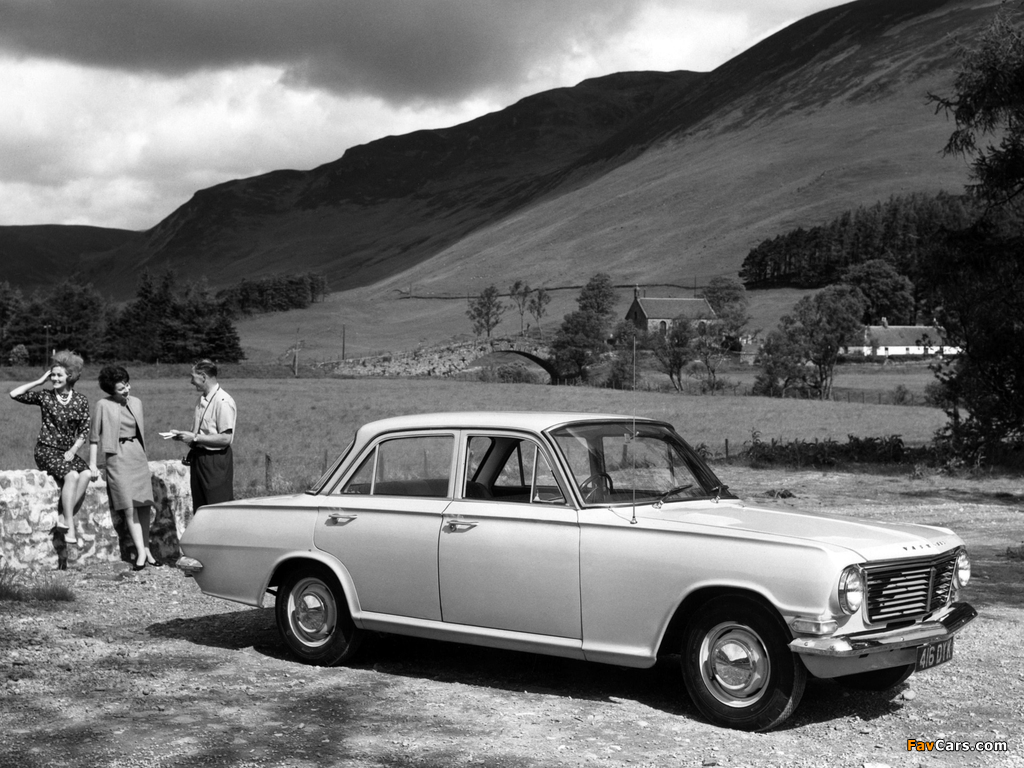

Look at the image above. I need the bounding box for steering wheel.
[579,472,614,502]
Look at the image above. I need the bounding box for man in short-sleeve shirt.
[172,359,236,512]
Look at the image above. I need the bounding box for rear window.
[338,435,454,498]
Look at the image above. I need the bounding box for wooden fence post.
[265,453,273,493]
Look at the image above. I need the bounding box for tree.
[930,5,1024,208]
[551,310,606,382]
[103,271,244,363]
[0,280,24,352]
[4,281,107,364]
[508,280,531,336]
[528,288,551,330]
[606,323,642,390]
[924,5,1024,457]
[752,329,812,398]
[693,277,750,394]
[925,219,1024,456]
[701,277,748,317]
[576,273,617,325]
[466,285,505,338]
[780,286,865,400]
[647,322,694,392]
[841,259,915,324]
[690,319,733,394]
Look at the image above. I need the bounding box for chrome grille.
[864,551,958,623]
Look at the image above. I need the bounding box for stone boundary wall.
[323,339,553,378]
[0,460,192,571]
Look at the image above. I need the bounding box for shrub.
[892,384,911,405]
[0,563,75,602]
[743,430,907,467]
[8,344,29,367]
[479,364,538,384]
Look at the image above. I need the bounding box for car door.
[438,432,581,638]
[313,432,454,621]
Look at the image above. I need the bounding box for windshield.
[548,421,730,506]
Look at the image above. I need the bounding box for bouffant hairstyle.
[192,358,218,378]
[98,365,130,396]
[50,350,84,385]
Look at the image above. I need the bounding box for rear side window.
[338,435,454,497]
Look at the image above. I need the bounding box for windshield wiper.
[653,483,730,507]
[653,484,694,508]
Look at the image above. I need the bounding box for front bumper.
[789,602,977,678]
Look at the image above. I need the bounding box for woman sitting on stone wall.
[9,350,93,568]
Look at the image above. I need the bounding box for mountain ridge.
[0,0,995,352]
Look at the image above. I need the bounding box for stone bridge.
[325,338,556,380]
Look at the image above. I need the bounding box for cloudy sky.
[0,0,847,231]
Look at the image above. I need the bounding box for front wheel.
[275,566,363,666]
[681,596,805,731]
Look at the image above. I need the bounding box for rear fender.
[264,552,361,618]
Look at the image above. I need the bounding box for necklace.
[55,389,72,406]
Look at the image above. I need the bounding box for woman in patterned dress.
[9,350,92,555]
[88,365,156,571]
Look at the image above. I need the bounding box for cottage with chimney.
[844,318,960,357]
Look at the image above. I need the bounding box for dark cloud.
[0,0,643,102]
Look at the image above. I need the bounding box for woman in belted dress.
[88,365,156,571]
[9,350,92,562]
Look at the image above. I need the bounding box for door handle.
[447,519,478,532]
[327,512,358,525]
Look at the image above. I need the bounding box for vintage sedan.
[178,411,976,731]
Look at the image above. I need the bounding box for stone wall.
[0,460,192,571]
[324,339,553,378]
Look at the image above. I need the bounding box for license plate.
[916,637,954,671]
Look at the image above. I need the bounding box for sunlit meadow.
[3,368,946,499]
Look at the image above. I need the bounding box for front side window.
[338,434,453,497]
[549,422,728,505]
[463,435,565,504]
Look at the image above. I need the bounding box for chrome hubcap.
[699,622,770,707]
[289,578,337,648]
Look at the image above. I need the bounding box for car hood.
[634,499,960,561]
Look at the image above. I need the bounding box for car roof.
[356,411,666,439]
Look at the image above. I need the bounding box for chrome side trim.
[789,602,977,658]
[358,611,586,660]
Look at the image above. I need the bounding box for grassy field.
[3,372,947,499]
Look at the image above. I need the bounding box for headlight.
[955,549,971,588]
[838,565,865,615]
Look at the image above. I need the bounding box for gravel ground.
[1,467,1022,768]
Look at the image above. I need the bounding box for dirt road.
[1,467,1022,768]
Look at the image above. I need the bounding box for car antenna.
[630,332,638,525]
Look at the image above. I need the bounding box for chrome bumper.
[176,556,204,578]
[789,602,977,658]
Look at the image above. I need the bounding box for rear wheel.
[834,664,914,691]
[681,596,805,731]
[275,566,362,666]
